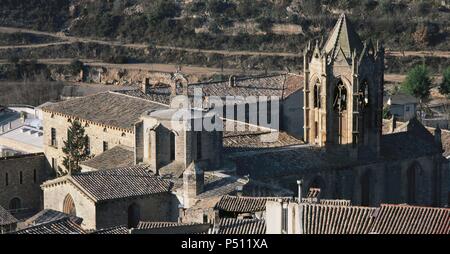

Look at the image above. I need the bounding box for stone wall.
[42,181,97,229]
[95,193,178,230]
[42,111,135,173]
[282,89,304,139]
[274,155,448,207]
[0,153,51,214]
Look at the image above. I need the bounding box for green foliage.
[61,120,91,176]
[146,0,180,24]
[383,105,391,119]
[7,55,19,64]
[401,65,432,100]
[439,67,450,96]
[68,59,83,75]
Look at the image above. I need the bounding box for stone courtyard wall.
[0,153,51,214]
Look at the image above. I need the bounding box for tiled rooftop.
[41,91,168,131]
[0,205,18,226]
[42,165,173,202]
[13,218,86,234]
[369,204,450,234]
[301,203,376,234]
[81,145,135,171]
[23,209,82,227]
[117,74,303,105]
[91,225,129,234]
[216,218,266,234]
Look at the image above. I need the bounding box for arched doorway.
[9,197,21,211]
[63,194,76,216]
[128,203,140,228]
[361,170,371,206]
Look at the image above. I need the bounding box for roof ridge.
[108,90,170,108]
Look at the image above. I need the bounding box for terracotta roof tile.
[41,91,167,131]
[69,165,172,201]
[369,204,450,234]
[24,209,82,227]
[301,204,376,234]
[215,196,291,213]
[119,74,303,104]
[0,205,18,226]
[13,218,86,234]
[92,225,129,234]
[81,145,134,170]
[216,218,266,234]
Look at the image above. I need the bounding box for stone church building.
[33,13,448,230]
[231,14,448,207]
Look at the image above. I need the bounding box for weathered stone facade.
[0,153,52,214]
[303,14,383,159]
[136,108,223,175]
[42,111,134,173]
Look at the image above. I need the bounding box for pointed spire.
[323,13,363,58]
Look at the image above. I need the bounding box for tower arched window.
[360,80,370,109]
[63,194,76,216]
[9,197,21,210]
[313,84,321,108]
[333,81,347,112]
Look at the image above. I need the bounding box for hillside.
[0,0,449,72]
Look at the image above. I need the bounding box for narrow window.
[267,100,272,124]
[33,169,37,183]
[51,128,57,147]
[196,132,202,160]
[9,198,21,210]
[169,132,175,161]
[85,136,90,155]
[245,104,250,123]
[19,171,23,184]
[5,173,9,186]
[314,85,321,108]
[103,141,109,152]
[315,121,319,139]
[51,158,57,170]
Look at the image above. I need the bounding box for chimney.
[296,180,303,203]
[296,179,304,234]
[142,78,149,93]
[229,75,236,87]
[183,161,204,208]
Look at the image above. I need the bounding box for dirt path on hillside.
[2,26,450,58]
[0,58,266,76]
[0,57,425,84]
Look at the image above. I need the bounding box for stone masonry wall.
[0,153,51,214]
[42,111,135,173]
[42,181,97,229]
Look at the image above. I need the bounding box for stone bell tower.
[303,14,384,158]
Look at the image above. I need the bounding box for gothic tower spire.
[303,14,384,159]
